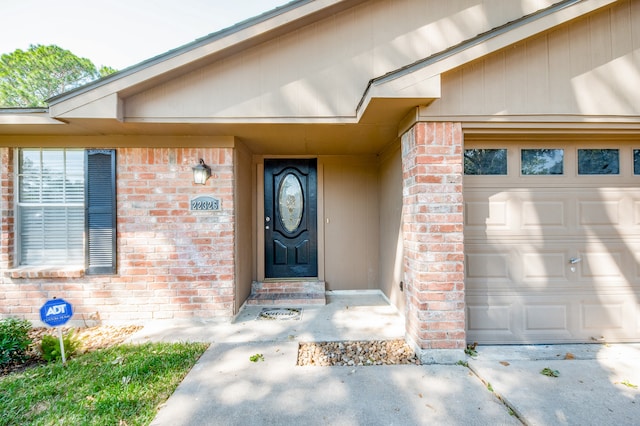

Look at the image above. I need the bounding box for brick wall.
[401,122,465,363]
[0,147,236,324]
[0,148,14,269]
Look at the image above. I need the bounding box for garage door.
[464,143,640,344]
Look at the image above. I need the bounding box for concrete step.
[246,281,326,305]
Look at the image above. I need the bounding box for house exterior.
[1,0,639,363]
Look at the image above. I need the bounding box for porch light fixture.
[192,158,211,184]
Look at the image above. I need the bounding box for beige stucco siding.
[234,141,254,313]
[377,141,405,311]
[424,0,640,118]
[323,155,379,290]
[123,0,565,120]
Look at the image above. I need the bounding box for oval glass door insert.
[278,173,303,232]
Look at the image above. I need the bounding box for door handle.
[265,216,271,222]
[569,257,581,273]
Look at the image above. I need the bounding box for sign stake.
[57,327,67,365]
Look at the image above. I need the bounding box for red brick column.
[401,122,465,364]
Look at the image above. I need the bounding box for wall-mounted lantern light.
[192,158,211,185]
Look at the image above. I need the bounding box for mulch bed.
[1,325,142,377]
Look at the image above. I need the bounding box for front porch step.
[246,281,326,306]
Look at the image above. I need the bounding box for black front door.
[264,159,317,278]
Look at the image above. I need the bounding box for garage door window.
[578,149,619,175]
[521,149,563,175]
[464,149,507,175]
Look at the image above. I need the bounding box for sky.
[1,0,290,70]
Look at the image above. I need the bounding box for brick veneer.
[0,147,236,324]
[401,122,465,364]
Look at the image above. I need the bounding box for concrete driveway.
[126,292,640,425]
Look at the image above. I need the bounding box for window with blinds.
[18,149,85,266]
[17,148,117,273]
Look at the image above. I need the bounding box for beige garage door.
[464,143,640,344]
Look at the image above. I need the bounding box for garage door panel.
[467,243,575,289]
[634,201,640,226]
[580,251,623,279]
[581,302,625,330]
[523,252,567,280]
[522,201,565,227]
[467,293,640,343]
[524,304,568,331]
[466,295,574,344]
[466,188,640,239]
[464,144,640,343]
[465,199,509,228]
[468,241,637,291]
[467,304,511,332]
[466,252,509,279]
[578,200,620,227]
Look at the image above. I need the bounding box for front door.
[264,159,317,278]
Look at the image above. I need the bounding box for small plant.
[40,331,81,362]
[617,379,638,389]
[464,342,478,358]
[540,367,560,377]
[0,317,32,366]
[249,353,264,362]
[456,360,469,367]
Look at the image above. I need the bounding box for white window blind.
[18,149,84,266]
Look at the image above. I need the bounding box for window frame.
[14,148,117,275]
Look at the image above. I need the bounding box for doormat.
[257,307,302,321]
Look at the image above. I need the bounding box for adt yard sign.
[40,298,73,327]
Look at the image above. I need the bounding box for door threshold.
[263,277,320,282]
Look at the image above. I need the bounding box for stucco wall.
[425,0,640,118]
[378,142,405,310]
[123,0,564,120]
[322,155,379,290]
[233,141,254,313]
[0,146,237,324]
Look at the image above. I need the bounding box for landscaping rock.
[297,339,420,366]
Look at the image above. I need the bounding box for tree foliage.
[0,44,117,108]
[464,149,507,175]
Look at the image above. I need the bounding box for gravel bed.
[297,339,420,366]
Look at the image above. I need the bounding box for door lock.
[569,257,582,273]
[265,216,271,222]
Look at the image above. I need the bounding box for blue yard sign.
[40,298,73,327]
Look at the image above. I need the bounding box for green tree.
[0,44,117,108]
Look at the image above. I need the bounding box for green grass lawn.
[0,342,209,426]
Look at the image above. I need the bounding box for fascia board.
[0,110,63,126]
[356,74,441,122]
[56,93,123,121]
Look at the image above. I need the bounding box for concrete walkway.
[126,292,640,425]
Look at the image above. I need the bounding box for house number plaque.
[190,196,221,211]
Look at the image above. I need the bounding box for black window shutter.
[85,149,116,274]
